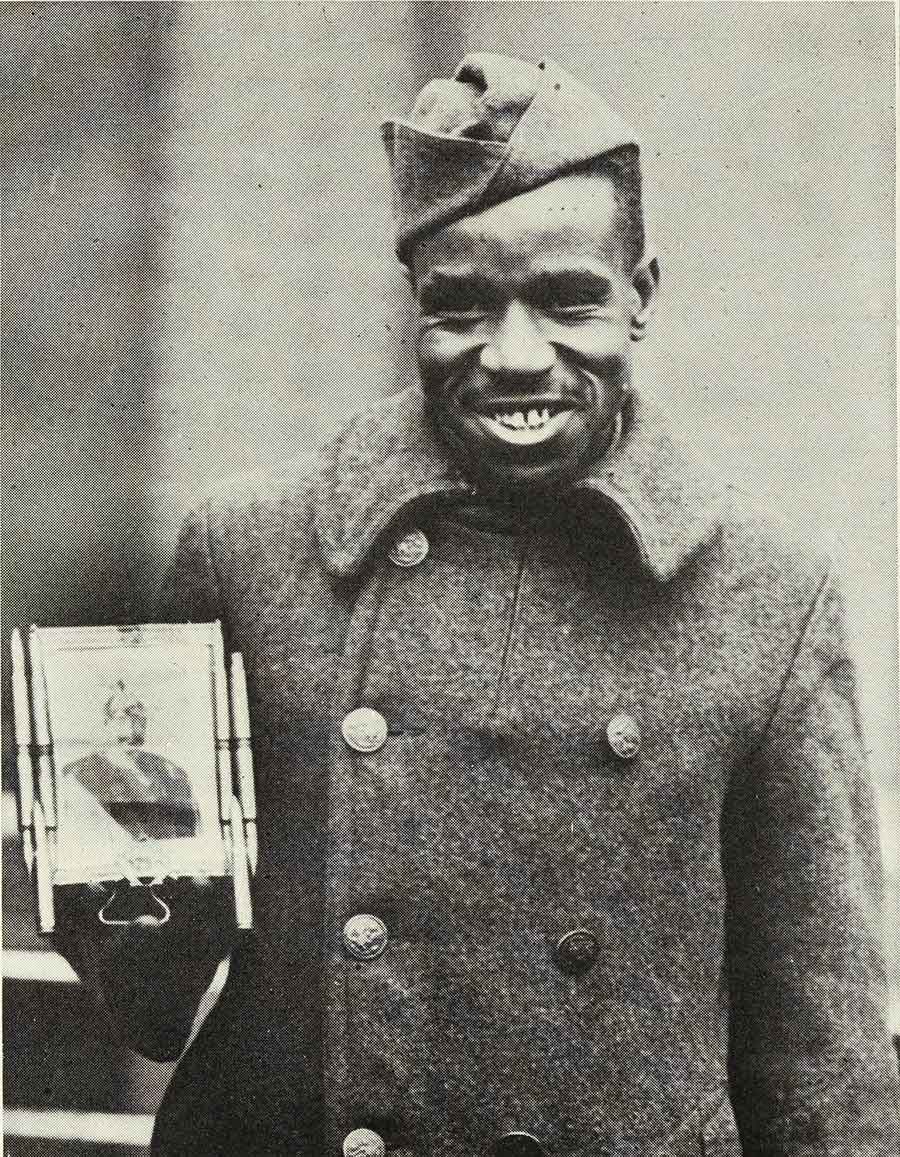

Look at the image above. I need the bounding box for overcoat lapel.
[313,386,723,582]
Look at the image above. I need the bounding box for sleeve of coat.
[725,569,900,1157]
[53,504,237,1062]
[155,501,223,626]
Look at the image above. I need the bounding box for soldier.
[57,55,899,1157]
[60,682,197,843]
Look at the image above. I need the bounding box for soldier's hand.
[55,876,231,955]
[53,878,235,1060]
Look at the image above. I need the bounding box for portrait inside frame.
[12,622,256,931]
[40,623,227,885]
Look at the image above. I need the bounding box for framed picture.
[33,623,230,886]
[12,621,255,931]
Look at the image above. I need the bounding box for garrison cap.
[382,53,639,265]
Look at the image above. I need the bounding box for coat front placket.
[321,520,535,1156]
[322,565,393,1157]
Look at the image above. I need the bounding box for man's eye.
[430,305,487,325]
[435,299,486,316]
[547,304,608,321]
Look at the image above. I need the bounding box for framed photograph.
[33,623,230,886]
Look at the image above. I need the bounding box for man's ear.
[629,249,659,341]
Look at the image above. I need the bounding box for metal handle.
[98,883,171,927]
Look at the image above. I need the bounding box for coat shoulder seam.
[754,564,832,751]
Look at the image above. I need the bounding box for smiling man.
[56,54,898,1157]
[412,171,655,494]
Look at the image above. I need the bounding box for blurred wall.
[155,2,422,538]
[2,2,173,630]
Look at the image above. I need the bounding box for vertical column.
[2,3,173,632]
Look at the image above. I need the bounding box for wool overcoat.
[149,387,898,1157]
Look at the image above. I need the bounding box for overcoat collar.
[313,386,722,582]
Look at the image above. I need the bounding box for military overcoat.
[150,387,898,1157]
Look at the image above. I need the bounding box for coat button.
[495,1132,546,1157]
[342,708,388,753]
[343,1128,386,1157]
[553,928,600,975]
[342,913,389,960]
[388,528,429,567]
[606,713,641,760]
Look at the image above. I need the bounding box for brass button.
[496,1132,545,1157]
[342,708,388,753]
[388,528,429,567]
[553,928,600,975]
[342,913,389,960]
[606,713,641,760]
[343,1128,386,1157]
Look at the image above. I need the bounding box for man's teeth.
[494,408,551,429]
[476,406,573,445]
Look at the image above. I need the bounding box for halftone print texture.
[3,4,897,1156]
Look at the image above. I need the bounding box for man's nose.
[479,301,556,377]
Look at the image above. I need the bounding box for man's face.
[412,174,656,493]
[104,693,147,747]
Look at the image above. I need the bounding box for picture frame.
[10,622,256,932]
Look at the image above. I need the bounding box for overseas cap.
[382,53,639,265]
